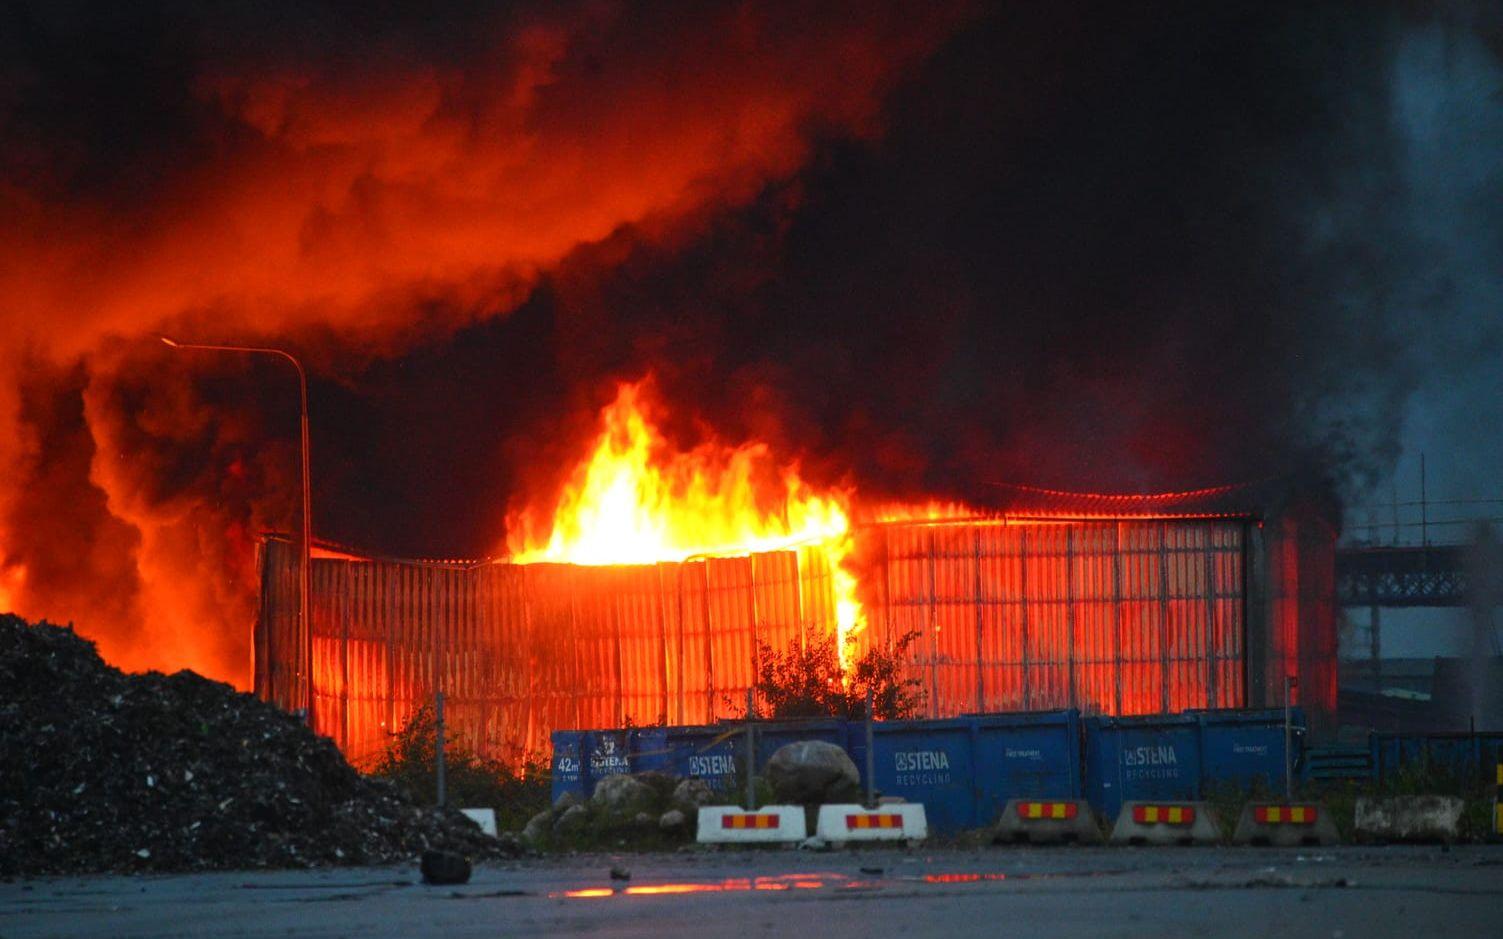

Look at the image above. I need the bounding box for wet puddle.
[548,868,1115,900]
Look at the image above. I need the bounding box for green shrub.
[367,705,550,832]
[752,630,925,720]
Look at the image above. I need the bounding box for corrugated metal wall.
[256,518,1255,766]
[255,540,835,766]
[854,519,1247,718]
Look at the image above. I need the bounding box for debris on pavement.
[420,850,472,885]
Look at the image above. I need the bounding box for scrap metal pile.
[0,615,513,876]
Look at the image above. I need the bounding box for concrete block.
[1232,802,1340,846]
[1354,795,1464,843]
[992,799,1103,845]
[815,804,928,842]
[695,806,806,844]
[1109,801,1222,845]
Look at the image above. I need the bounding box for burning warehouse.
[8,1,1483,795]
[255,385,1337,766]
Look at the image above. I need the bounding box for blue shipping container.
[639,720,845,793]
[660,724,745,791]
[550,731,585,804]
[845,711,1082,833]
[850,717,976,833]
[1083,714,1202,821]
[1371,732,1503,784]
[970,710,1083,826]
[1197,709,1297,794]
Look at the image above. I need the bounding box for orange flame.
[0,562,22,613]
[505,380,864,655]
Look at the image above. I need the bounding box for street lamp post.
[160,337,314,725]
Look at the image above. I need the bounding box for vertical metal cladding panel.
[1083,713,1203,822]
[1117,523,1165,715]
[481,562,533,761]
[443,566,484,767]
[575,566,623,730]
[705,556,755,718]
[387,562,421,742]
[344,562,392,768]
[878,525,938,716]
[255,538,301,712]
[675,560,715,726]
[796,545,838,650]
[977,526,1027,712]
[1071,524,1117,715]
[929,526,980,718]
[970,710,1084,825]
[857,519,1247,722]
[752,550,804,658]
[1024,525,1072,711]
[1164,523,1210,714]
[612,564,669,727]
[309,557,345,747]
[1211,524,1246,709]
[524,564,585,748]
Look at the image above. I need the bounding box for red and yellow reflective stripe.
[1253,805,1317,825]
[1132,804,1195,825]
[845,813,903,830]
[721,813,780,830]
[1016,801,1078,820]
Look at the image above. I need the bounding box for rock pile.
[0,615,516,876]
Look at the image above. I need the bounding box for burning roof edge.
[264,481,1276,568]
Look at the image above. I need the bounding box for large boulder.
[553,803,590,835]
[764,741,861,805]
[671,778,716,814]
[521,809,552,846]
[659,809,688,832]
[591,774,656,818]
[632,771,679,803]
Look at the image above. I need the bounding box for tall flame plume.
[505,380,865,657]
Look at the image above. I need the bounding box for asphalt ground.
[4,845,1502,939]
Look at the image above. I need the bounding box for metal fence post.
[1283,676,1295,799]
[745,687,756,811]
[436,690,447,809]
[865,685,876,808]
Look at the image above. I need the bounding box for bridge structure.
[1336,541,1501,705]
[1336,544,1470,608]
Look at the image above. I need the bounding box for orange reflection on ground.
[624,883,724,896]
[922,873,1008,884]
[555,872,848,900]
